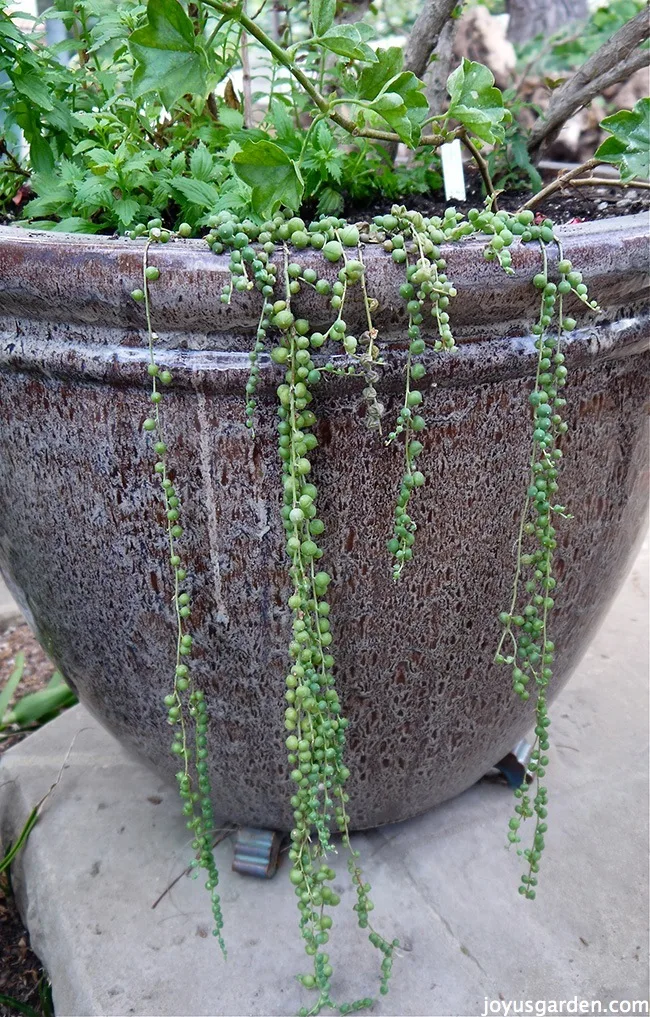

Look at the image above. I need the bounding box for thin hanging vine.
[131,222,226,955]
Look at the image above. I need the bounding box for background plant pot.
[0,216,647,831]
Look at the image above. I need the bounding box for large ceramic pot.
[0,216,647,831]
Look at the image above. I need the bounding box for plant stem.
[563,177,650,190]
[461,132,497,208]
[201,0,460,149]
[517,158,599,211]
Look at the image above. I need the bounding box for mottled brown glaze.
[0,217,647,831]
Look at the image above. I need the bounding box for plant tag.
[441,139,466,202]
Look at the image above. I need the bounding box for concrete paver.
[0,542,647,1017]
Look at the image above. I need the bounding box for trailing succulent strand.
[493,224,600,899]
[128,200,598,1014]
[205,216,397,1014]
[129,221,226,955]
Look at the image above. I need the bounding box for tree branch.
[566,176,650,189]
[0,139,29,178]
[507,0,587,46]
[528,9,650,159]
[518,158,598,210]
[423,17,458,116]
[403,0,462,79]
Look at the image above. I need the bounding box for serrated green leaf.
[72,111,100,131]
[189,142,213,182]
[72,139,98,156]
[75,176,112,204]
[595,98,650,182]
[510,133,543,192]
[224,140,241,161]
[85,147,114,169]
[129,0,208,108]
[114,198,141,226]
[12,70,53,111]
[316,185,344,216]
[45,100,79,135]
[88,20,129,53]
[268,99,298,145]
[0,13,27,45]
[123,150,156,173]
[447,59,509,145]
[315,23,378,63]
[233,140,303,217]
[365,69,428,145]
[311,0,336,37]
[356,47,404,101]
[205,175,251,217]
[171,176,221,209]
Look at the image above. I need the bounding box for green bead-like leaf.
[129,0,208,108]
[446,59,509,145]
[310,0,336,37]
[233,140,304,217]
[595,97,650,182]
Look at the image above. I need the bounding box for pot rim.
[0,213,648,392]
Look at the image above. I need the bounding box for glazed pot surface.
[0,217,647,830]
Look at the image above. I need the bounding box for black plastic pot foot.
[232,826,283,878]
[492,738,534,789]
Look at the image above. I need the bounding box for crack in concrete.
[374,830,489,979]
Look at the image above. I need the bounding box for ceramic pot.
[0,215,647,830]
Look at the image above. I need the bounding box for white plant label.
[441,139,466,202]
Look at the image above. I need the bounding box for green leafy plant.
[1,670,77,733]
[0,645,77,744]
[596,97,650,182]
[0,650,24,722]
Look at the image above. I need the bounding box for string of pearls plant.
[128,201,598,1015]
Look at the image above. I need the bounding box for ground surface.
[0,598,55,1017]
[0,539,647,1017]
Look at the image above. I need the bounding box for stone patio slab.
[0,542,647,1017]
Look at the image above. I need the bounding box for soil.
[3,171,648,235]
[0,620,56,1017]
[344,174,650,225]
